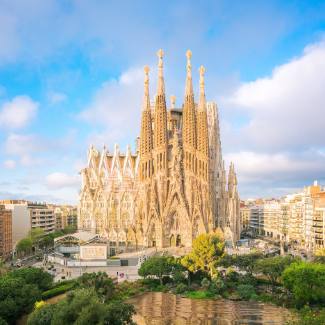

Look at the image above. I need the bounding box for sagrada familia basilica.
[78,50,241,250]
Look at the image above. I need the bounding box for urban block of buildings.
[0,200,77,258]
[242,181,325,251]
[79,50,241,250]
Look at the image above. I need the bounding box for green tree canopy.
[138,256,173,284]
[77,272,115,302]
[26,304,57,325]
[219,252,263,275]
[10,267,53,291]
[28,289,135,325]
[16,238,33,256]
[62,225,77,234]
[282,262,325,306]
[29,228,46,245]
[181,232,225,277]
[0,275,41,324]
[39,235,54,249]
[254,256,295,287]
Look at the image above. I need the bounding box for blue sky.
[0,0,324,203]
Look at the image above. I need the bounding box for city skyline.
[0,1,324,204]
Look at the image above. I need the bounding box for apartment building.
[243,181,325,251]
[28,202,55,234]
[0,200,30,247]
[0,205,12,258]
[54,206,77,230]
[240,204,250,230]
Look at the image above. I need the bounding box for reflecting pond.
[129,292,292,325]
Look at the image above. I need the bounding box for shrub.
[152,284,167,292]
[201,277,210,289]
[186,291,214,299]
[286,307,325,325]
[41,282,75,300]
[0,317,7,325]
[173,270,186,284]
[237,284,256,300]
[27,304,57,325]
[282,262,325,307]
[209,277,225,294]
[175,283,188,294]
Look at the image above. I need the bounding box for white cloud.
[79,66,145,147]
[3,159,16,169]
[47,91,67,104]
[4,133,43,156]
[225,151,325,182]
[223,40,325,151]
[0,96,38,129]
[45,172,80,190]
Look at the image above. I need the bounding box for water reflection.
[129,292,291,325]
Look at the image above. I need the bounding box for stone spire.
[140,66,153,180]
[142,65,150,111]
[228,162,238,195]
[185,50,193,96]
[182,50,197,174]
[198,65,206,112]
[157,49,165,95]
[170,95,176,109]
[153,49,168,173]
[197,65,209,180]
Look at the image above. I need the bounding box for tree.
[28,289,135,325]
[219,252,263,275]
[16,238,33,256]
[29,228,45,248]
[77,272,115,302]
[138,256,173,284]
[0,275,41,324]
[282,262,325,306]
[10,267,53,291]
[254,256,295,287]
[181,233,225,278]
[27,304,56,325]
[313,248,325,264]
[101,302,136,325]
[0,317,8,325]
[39,235,54,249]
[286,307,325,325]
[0,259,8,276]
[62,225,77,234]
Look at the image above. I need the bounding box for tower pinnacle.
[198,65,206,111]
[157,49,165,95]
[185,49,193,96]
[170,95,176,109]
[143,65,150,111]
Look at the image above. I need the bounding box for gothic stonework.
[78,50,241,249]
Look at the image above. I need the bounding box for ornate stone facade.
[78,50,241,249]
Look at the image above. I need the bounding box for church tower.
[182,50,197,174]
[139,66,153,181]
[153,49,168,175]
[196,65,209,182]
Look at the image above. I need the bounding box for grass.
[185,290,215,299]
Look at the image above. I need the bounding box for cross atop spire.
[157,49,165,95]
[142,65,150,111]
[185,49,193,96]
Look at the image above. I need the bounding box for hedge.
[41,282,76,300]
